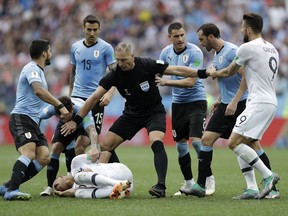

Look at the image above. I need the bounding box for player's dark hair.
[55,96,73,115]
[168,22,184,34]
[83,15,100,27]
[243,13,263,34]
[197,23,220,38]
[29,39,50,59]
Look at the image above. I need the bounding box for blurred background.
[0,0,287,146]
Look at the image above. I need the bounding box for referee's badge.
[25,132,32,139]
[139,81,149,92]
[94,50,100,58]
[182,55,188,63]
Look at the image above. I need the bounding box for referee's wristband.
[197,69,208,79]
[73,115,83,125]
[57,103,65,110]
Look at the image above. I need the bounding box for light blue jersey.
[71,38,116,98]
[40,103,94,130]
[160,43,206,103]
[213,41,248,104]
[11,61,48,124]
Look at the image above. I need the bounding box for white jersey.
[235,38,279,106]
[71,154,133,188]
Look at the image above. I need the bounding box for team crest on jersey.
[31,71,39,78]
[25,132,32,139]
[182,55,188,63]
[139,81,150,92]
[94,50,100,58]
[218,56,223,64]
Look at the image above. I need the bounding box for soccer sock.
[178,153,192,180]
[197,146,213,188]
[233,144,272,178]
[21,159,43,184]
[192,140,202,158]
[257,150,277,190]
[8,155,31,191]
[151,140,168,186]
[47,153,60,187]
[75,187,112,198]
[74,172,120,186]
[65,148,76,173]
[108,150,120,163]
[237,156,258,191]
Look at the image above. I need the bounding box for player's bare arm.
[61,86,107,136]
[208,61,241,79]
[225,67,247,116]
[69,65,76,96]
[31,81,69,120]
[155,75,197,88]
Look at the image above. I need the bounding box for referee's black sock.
[178,153,192,180]
[151,140,167,186]
[108,150,120,163]
[65,148,76,173]
[197,150,212,188]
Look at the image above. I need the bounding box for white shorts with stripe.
[232,102,277,140]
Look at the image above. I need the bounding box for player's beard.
[45,58,51,66]
[243,34,249,43]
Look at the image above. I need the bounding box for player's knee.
[151,140,165,153]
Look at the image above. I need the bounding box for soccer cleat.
[265,190,280,199]
[109,180,131,200]
[174,179,195,196]
[4,189,31,201]
[205,175,215,196]
[181,183,205,198]
[149,183,166,198]
[256,172,280,199]
[232,189,259,200]
[40,186,53,196]
[0,184,8,197]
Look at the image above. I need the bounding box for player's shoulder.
[186,42,203,54]
[97,38,113,47]
[162,44,173,52]
[23,61,40,72]
[72,39,84,47]
[224,41,238,50]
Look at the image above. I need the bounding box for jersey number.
[235,115,247,127]
[94,113,103,124]
[269,57,277,81]
[81,59,91,70]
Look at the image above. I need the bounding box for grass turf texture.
[0,145,287,216]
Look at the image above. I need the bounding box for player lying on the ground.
[52,153,133,199]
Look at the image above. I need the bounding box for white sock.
[185,179,194,186]
[233,144,272,178]
[237,156,258,191]
[75,186,113,198]
[74,172,120,186]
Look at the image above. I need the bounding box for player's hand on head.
[60,121,77,136]
[59,107,70,120]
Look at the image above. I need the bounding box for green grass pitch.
[0,145,287,216]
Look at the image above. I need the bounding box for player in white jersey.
[208,13,280,199]
[53,153,133,199]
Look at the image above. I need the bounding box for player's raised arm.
[163,65,209,78]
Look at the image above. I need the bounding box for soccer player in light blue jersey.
[0,39,69,201]
[40,96,101,196]
[69,15,117,160]
[155,22,215,196]
[188,22,279,199]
